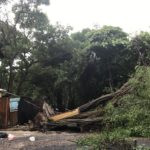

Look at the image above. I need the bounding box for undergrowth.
[77,66,150,149]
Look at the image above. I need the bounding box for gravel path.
[0,131,84,150]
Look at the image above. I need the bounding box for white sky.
[43,0,150,34]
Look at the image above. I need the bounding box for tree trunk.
[56,88,64,112]
[7,65,13,92]
[16,68,29,95]
[107,58,113,92]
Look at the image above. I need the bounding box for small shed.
[0,89,20,128]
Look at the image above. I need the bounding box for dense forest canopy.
[0,0,149,111]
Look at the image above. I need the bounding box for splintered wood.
[43,101,55,118]
[49,108,80,121]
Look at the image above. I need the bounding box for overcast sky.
[43,0,150,33]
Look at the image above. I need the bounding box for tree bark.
[7,64,13,92]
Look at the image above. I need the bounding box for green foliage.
[79,26,134,102]
[77,129,131,149]
[101,67,150,141]
[104,67,150,137]
[131,32,150,65]
[136,146,150,150]
[78,66,150,148]
[12,0,49,31]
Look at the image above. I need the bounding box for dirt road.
[0,131,84,150]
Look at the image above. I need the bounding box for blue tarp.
[10,98,20,112]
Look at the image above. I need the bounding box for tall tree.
[78,26,133,102]
[0,0,50,92]
[130,32,150,66]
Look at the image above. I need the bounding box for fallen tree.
[47,81,133,131]
[28,67,150,134]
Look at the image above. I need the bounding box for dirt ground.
[0,131,85,150]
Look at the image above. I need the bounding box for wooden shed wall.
[10,111,18,126]
[0,97,10,128]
